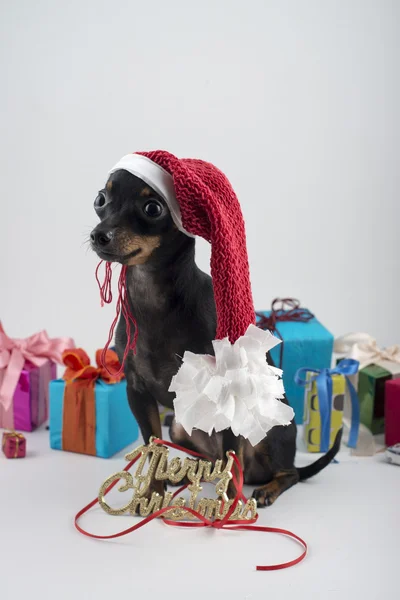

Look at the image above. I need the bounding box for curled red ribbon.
[75,439,307,571]
[95,262,139,378]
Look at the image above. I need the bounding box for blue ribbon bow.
[294,358,360,453]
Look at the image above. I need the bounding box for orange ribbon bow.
[61,349,124,456]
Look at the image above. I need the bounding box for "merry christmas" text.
[98,439,257,521]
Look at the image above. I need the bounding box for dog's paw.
[251,487,274,508]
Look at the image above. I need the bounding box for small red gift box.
[2,431,26,458]
[385,379,400,446]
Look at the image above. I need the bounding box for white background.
[1,5,399,598]
[0,0,399,357]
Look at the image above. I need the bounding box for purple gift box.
[0,360,57,431]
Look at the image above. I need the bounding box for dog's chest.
[135,337,181,379]
[123,266,215,406]
[129,268,168,311]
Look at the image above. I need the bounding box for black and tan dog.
[90,168,341,506]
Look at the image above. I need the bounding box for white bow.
[334,332,400,371]
[169,325,294,446]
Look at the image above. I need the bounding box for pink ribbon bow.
[0,322,75,421]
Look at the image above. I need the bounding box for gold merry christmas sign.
[98,438,257,521]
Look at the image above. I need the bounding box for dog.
[90,167,341,506]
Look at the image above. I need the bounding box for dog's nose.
[90,229,114,247]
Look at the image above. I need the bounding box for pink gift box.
[0,360,57,431]
[385,379,400,446]
[2,431,26,458]
[0,324,75,431]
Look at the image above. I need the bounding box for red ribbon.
[95,262,138,377]
[256,298,314,369]
[75,439,307,571]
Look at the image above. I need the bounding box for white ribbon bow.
[334,333,400,371]
[169,324,294,446]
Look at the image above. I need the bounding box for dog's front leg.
[222,428,244,499]
[126,383,162,444]
[125,382,165,501]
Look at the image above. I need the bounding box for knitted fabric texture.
[137,150,255,343]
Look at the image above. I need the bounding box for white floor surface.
[1,426,399,600]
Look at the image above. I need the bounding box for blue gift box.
[256,310,334,423]
[49,379,139,458]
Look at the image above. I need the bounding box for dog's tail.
[296,428,342,481]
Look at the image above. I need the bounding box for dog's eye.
[94,193,106,210]
[143,201,163,218]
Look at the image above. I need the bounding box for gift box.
[302,373,345,452]
[256,299,334,423]
[0,359,57,431]
[385,379,400,446]
[358,365,392,435]
[296,359,360,452]
[358,361,400,435]
[334,333,400,436]
[2,431,26,458]
[49,349,139,458]
[0,323,75,431]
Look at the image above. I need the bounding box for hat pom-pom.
[169,325,294,446]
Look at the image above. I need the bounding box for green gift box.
[358,364,399,434]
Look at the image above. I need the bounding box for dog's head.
[90,169,180,265]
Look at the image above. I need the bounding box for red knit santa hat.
[104,152,294,445]
[109,151,255,342]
